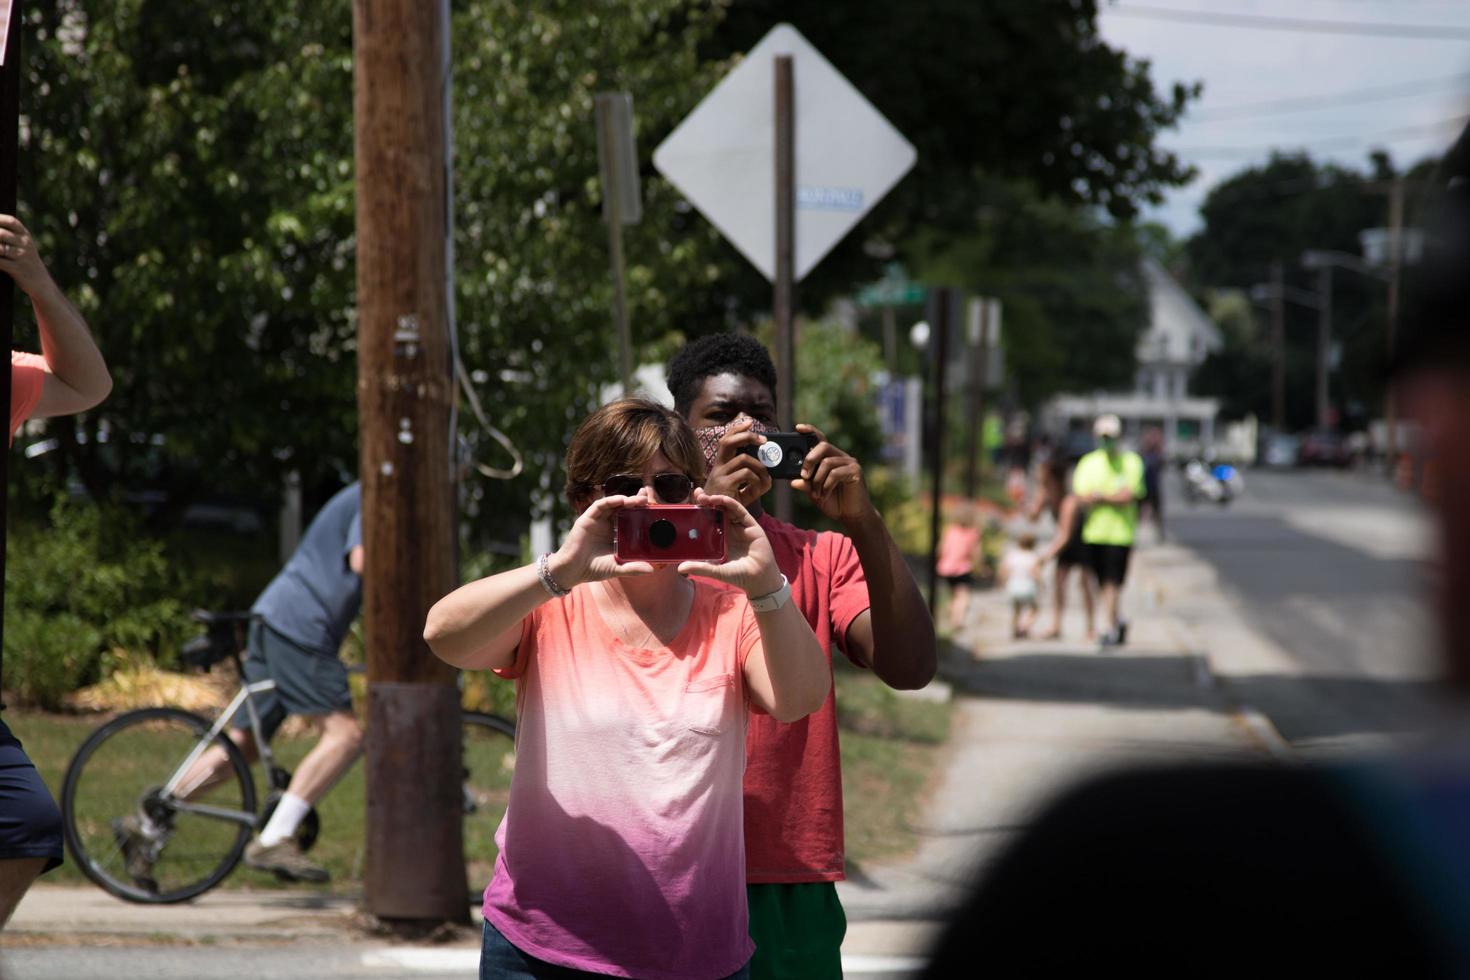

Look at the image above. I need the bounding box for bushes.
[5,497,194,709]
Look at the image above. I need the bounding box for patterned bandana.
[695,414,779,473]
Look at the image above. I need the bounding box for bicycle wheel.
[62,707,258,904]
[461,711,516,901]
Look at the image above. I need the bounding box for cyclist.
[118,482,364,884]
[0,214,113,928]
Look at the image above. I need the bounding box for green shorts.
[747,881,846,980]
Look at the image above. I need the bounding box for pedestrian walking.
[424,398,827,980]
[997,532,1041,639]
[1028,458,1096,641]
[1139,425,1166,541]
[1072,414,1144,647]
[935,503,984,633]
[129,483,366,884]
[666,334,937,980]
[921,120,1470,978]
[0,215,113,929]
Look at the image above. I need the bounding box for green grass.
[13,662,950,893]
[835,662,953,866]
[16,709,512,895]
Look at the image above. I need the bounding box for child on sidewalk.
[998,532,1042,639]
[936,503,985,633]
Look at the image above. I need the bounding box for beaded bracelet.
[536,552,571,598]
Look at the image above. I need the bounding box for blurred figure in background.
[1138,425,1166,542]
[1030,458,1095,641]
[997,531,1041,640]
[936,503,984,633]
[922,122,1470,978]
[0,215,112,928]
[1072,414,1145,647]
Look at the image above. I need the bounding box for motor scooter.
[1182,458,1244,506]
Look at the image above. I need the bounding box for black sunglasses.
[579,472,695,503]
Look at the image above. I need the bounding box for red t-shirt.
[742,514,871,883]
[10,352,46,444]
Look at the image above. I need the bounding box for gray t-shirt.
[252,483,363,654]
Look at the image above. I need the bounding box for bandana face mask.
[696,414,780,474]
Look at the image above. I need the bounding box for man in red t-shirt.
[668,334,937,979]
[0,214,113,928]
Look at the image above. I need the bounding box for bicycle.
[59,609,516,905]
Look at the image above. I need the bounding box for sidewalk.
[7,543,1278,972]
[834,540,1279,928]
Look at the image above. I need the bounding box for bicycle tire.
[461,711,516,902]
[62,707,258,904]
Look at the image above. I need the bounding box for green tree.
[906,179,1149,406]
[1184,151,1437,429]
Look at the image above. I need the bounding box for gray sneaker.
[244,838,329,883]
[112,815,159,894]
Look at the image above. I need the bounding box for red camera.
[614,505,726,565]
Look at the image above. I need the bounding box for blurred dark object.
[1298,429,1350,468]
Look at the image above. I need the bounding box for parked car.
[1298,429,1350,468]
[1260,433,1301,469]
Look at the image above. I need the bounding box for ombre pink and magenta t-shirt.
[10,352,45,443]
[485,581,760,980]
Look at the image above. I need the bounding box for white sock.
[258,792,312,847]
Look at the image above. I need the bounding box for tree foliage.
[13,0,1193,545]
[1184,151,1437,429]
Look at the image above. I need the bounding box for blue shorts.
[0,717,64,872]
[231,620,353,740]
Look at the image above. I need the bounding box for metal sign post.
[594,92,641,392]
[925,287,960,620]
[773,55,795,522]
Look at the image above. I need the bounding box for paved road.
[1164,467,1450,751]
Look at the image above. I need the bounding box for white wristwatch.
[748,574,792,613]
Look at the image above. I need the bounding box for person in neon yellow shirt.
[1071,414,1145,647]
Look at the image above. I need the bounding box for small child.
[998,532,1041,639]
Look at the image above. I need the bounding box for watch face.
[757,442,785,468]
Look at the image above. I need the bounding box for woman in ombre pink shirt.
[425,399,829,980]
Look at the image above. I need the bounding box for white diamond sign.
[654,23,916,282]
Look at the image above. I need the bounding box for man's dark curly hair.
[666,333,778,416]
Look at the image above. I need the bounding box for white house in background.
[1042,258,1223,457]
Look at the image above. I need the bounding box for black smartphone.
[744,432,819,480]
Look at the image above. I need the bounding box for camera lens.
[649,518,677,550]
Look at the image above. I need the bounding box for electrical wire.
[1176,114,1468,159]
[1190,72,1470,121]
[1108,4,1470,41]
[456,356,525,480]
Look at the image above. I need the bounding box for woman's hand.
[677,488,782,597]
[0,216,54,298]
[548,491,657,587]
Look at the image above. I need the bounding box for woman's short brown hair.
[564,398,707,507]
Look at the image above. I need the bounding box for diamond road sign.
[653,23,916,283]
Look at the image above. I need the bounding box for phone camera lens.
[758,443,784,467]
[649,518,677,550]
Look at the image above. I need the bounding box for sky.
[1097,0,1470,238]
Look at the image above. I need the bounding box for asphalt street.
[1165,466,1451,752]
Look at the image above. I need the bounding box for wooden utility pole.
[773,54,795,523]
[0,0,20,705]
[1270,259,1286,432]
[1315,265,1332,431]
[353,0,464,923]
[1384,177,1405,464]
[925,287,959,620]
